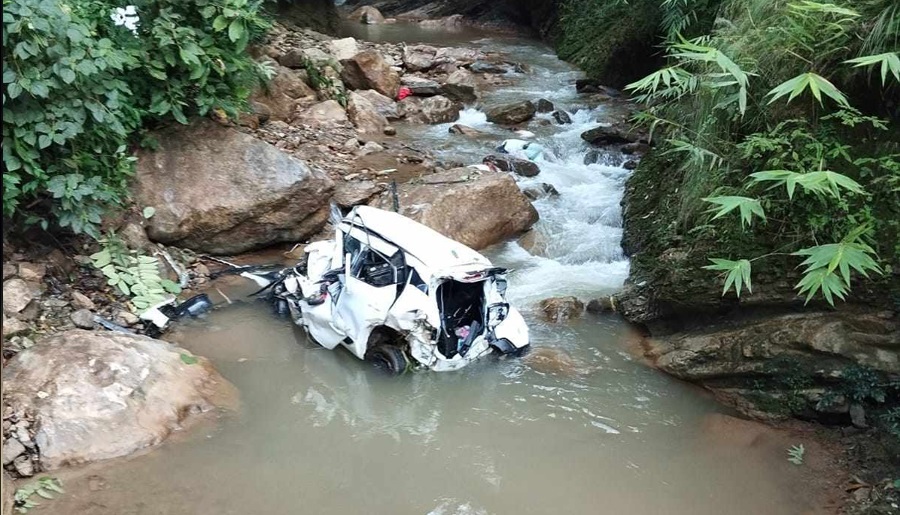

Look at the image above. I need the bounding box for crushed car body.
[243,206,530,373]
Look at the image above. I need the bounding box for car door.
[332,240,401,359]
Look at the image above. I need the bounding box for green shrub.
[2,0,271,237]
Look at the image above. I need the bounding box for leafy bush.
[2,0,271,237]
[626,0,899,305]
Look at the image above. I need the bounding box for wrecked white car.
[242,206,530,373]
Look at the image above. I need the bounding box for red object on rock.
[397,86,412,100]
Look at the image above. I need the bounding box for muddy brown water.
[41,22,837,515]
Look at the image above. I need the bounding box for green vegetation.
[14,477,64,513]
[623,0,899,305]
[786,444,805,465]
[3,0,271,237]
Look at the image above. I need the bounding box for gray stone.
[70,291,95,311]
[2,263,16,280]
[328,37,359,61]
[534,98,554,113]
[581,124,639,145]
[401,96,461,124]
[3,279,34,315]
[522,183,560,201]
[849,403,868,428]
[114,310,140,327]
[483,154,541,177]
[17,263,45,283]
[486,101,536,125]
[587,297,616,313]
[401,76,441,96]
[2,438,25,465]
[70,309,95,329]
[540,297,585,323]
[2,316,29,338]
[552,110,572,124]
[13,455,34,477]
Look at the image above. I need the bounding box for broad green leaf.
[212,15,229,31]
[703,258,752,298]
[228,19,244,43]
[845,52,900,86]
[703,196,766,228]
[180,353,198,365]
[767,72,850,107]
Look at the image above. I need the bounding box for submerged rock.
[522,182,560,201]
[552,110,572,124]
[1,330,237,469]
[540,297,585,323]
[449,124,485,136]
[486,101,536,125]
[340,50,401,98]
[370,168,538,250]
[135,119,333,254]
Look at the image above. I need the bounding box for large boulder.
[356,89,403,120]
[441,68,478,103]
[295,99,349,126]
[340,50,400,98]
[135,120,334,254]
[540,297,585,323]
[402,44,436,72]
[250,65,316,122]
[347,91,388,135]
[401,76,441,96]
[1,330,237,469]
[328,37,359,61]
[348,5,385,24]
[370,168,538,250]
[401,95,461,124]
[486,101,536,125]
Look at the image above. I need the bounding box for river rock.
[402,96,461,124]
[70,291,95,310]
[3,279,34,315]
[401,76,441,96]
[581,125,638,145]
[441,69,478,103]
[402,44,437,72]
[135,119,333,254]
[13,456,33,477]
[2,316,29,338]
[522,183,559,201]
[251,65,317,122]
[486,101,536,125]
[1,330,237,469]
[348,5,385,24]
[16,263,45,283]
[482,154,541,177]
[370,168,538,250]
[540,297,585,323]
[296,99,349,126]
[552,110,572,124]
[469,60,509,74]
[328,37,359,61]
[356,89,402,120]
[534,98,554,113]
[70,309,94,329]
[340,50,400,98]
[2,438,25,466]
[449,124,485,137]
[333,181,383,208]
[2,263,16,280]
[587,297,616,313]
[575,79,620,96]
[347,91,389,135]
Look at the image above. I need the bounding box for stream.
[47,22,823,515]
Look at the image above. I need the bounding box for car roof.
[342,206,492,271]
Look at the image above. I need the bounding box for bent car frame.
[242,206,530,373]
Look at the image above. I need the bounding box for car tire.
[366,345,409,375]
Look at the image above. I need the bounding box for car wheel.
[366,345,409,375]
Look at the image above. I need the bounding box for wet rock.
[518,230,549,257]
[135,119,333,254]
[70,309,95,329]
[486,101,536,125]
[534,98,554,113]
[340,50,401,98]
[441,69,478,103]
[525,347,584,376]
[449,124,485,137]
[13,455,33,477]
[540,297,584,323]
[402,96,461,124]
[552,110,572,124]
[575,79,620,96]
[296,99,349,127]
[583,150,602,165]
[482,154,540,177]
[357,141,384,156]
[348,5,385,24]
[1,329,237,469]
[587,297,616,313]
[419,14,465,29]
[623,159,639,170]
[2,263,16,280]
[357,89,403,120]
[401,76,441,96]
[469,60,509,74]
[328,37,359,61]
[522,183,559,201]
[581,124,638,145]
[3,279,34,315]
[16,263,45,283]
[622,142,650,155]
[71,291,95,311]
[251,65,316,122]
[2,438,25,466]
[371,168,538,250]
[347,91,388,135]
